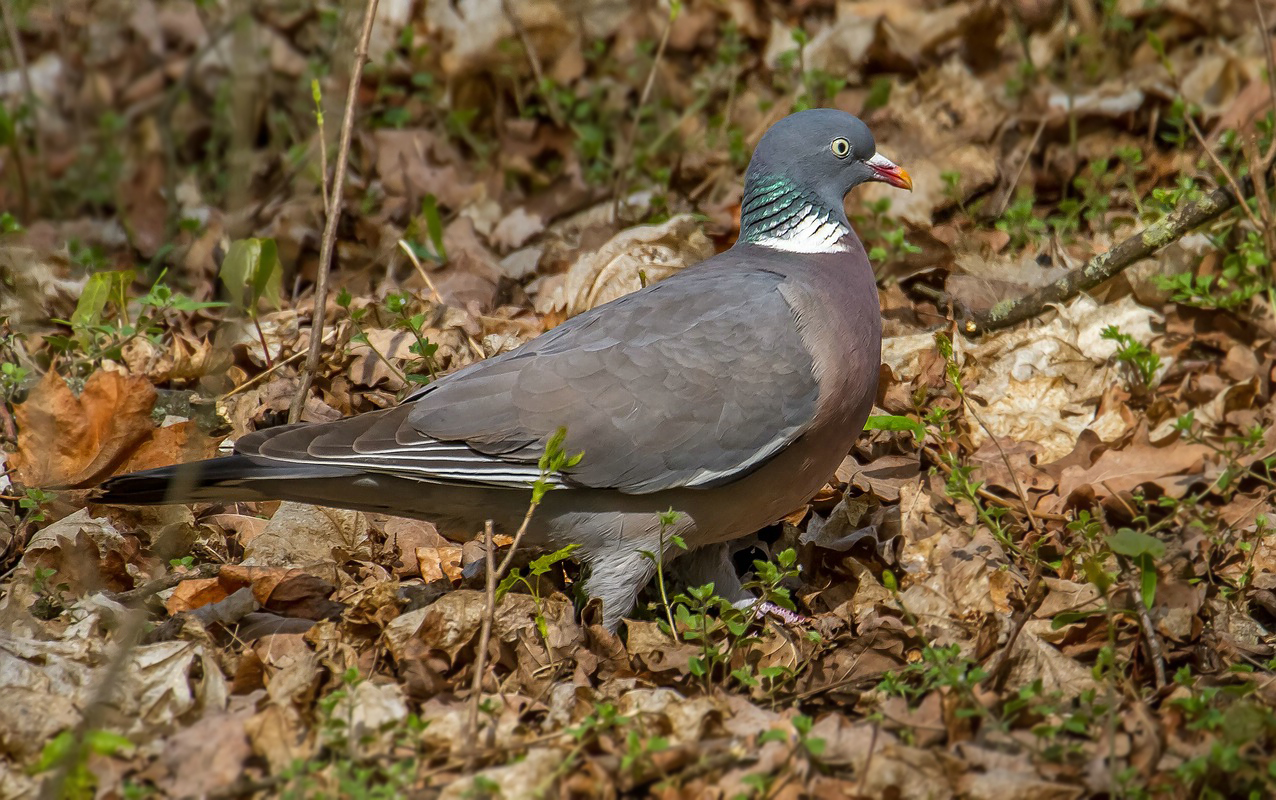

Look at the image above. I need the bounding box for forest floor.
[3,0,1276,797]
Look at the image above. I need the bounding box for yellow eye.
[831,137,851,158]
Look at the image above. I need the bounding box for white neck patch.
[752,207,851,254]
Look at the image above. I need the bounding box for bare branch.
[962,173,1259,337]
[289,0,380,423]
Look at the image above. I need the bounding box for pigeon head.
[739,109,912,253]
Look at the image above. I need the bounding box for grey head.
[738,109,912,253]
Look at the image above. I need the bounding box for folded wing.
[237,267,820,494]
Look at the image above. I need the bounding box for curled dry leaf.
[21,509,146,594]
[374,128,481,210]
[136,696,256,799]
[438,748,563,800]
[955,294,1163,461]
[0,618,227,746]
[1055,427,1213,506]
[168,565,341,621]
[383,589,486,666]
[542,214,715,317]
[242,501,371,571]
[837,453,920,503]
[328,680,409,757]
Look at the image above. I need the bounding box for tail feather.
[97,455,359,506]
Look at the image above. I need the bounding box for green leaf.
[421,194,447,262]
[1138,553,1158,609]
[528,543,580,576]
[219,238,282,315]
[758,729,788,745]
[864,414,926,442]
[84,730,133,757]
[495,569,522,603]
[1106,528,1166,559]
[71,270,133,338]
[881,569,897,592]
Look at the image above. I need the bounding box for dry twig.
[465,493,545,749]
[611,3,677,218]
[0,0,37,216]
[289,0,381,423]
[466,520,499,756]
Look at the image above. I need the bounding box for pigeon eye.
[831,137,852,158]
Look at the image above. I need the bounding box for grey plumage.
[99,108,912,630]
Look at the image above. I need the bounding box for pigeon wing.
[240,266,820,494]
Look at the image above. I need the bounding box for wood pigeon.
[99,109,913,630]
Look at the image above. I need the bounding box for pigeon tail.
[97,456,358,506]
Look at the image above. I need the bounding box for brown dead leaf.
[836,453,920,502]
[21,509,147,593]
[166,575,231,615]
[115,419,222,475]
[542,214,715,317]
[416,545,464,583]
[220,564,342,620]
[137,694,256,798]
[1057,429,1213,504]
[374,128,481,210]
[242,502,371,570]
[13,370,157,488]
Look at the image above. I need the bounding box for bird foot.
[757,600,808,625]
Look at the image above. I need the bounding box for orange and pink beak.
[866,152,913,191]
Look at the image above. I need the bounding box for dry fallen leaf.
[13,370,158,488]
[242,502,371,571]
[541,214,715,317]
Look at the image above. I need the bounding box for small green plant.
[219,237,283,368]
[48,269,224,376]
[1106,528,1165,609]
[1100,325,1161,389]
[864,413,926,442]
[402,194,448,265]
[337,289,443,391]
[1157,230,1272,311]
[1049,157,1125,239]
[745,714,826,791]
[643,507,687,631]
[534,427,584,504]
[29,561,69,620]
[29,730,134,800]
[385,292,442,385]
[619,726,670,779]
[20,487,51,527]
[775,28,846,112]
[281,667,427,799]
[1166,669,1276,796]
[1,358,29,403]
[941,169,967,217]
[496,543,580,640]
[665,548,802,692]
[853,198,921,275]
[996,190,1047,250]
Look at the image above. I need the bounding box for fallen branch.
[961,169,1264,337]
[109,562,223,606]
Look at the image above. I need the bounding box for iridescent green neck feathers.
[738,176,851,254]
